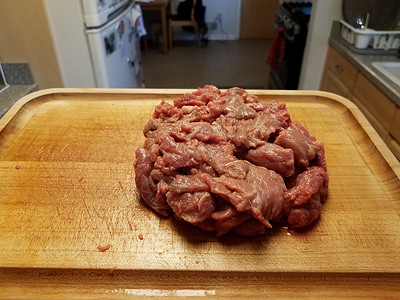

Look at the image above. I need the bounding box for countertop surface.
[0,84,37,118]
[329,21,400,107]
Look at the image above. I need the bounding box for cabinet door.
[389,108,400,142]
[320,69,350,98]
[350,94,388,140]
[386,136,400,161]
[352,73,396,132]
[240,0,279,39]
[323,47,358,91]
[388,108,400,160]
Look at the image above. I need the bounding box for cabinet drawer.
[324,47,358,91]
[389,108,400,142]
[352,73,396,131]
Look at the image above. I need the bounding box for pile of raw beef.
[135,86,328,236]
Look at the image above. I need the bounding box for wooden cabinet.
[352,73,397,139]
[350,94,388,139]
[320,46,400,160]
[388,108,400,157]
[389,108,400,142]
[321,69,351,98]
[320,47,358,96]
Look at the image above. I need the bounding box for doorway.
[240,0,279,39]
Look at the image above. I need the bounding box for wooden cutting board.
[0,88,399,298]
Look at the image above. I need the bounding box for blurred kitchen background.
[0,0,339,91]
[1,0,400,160]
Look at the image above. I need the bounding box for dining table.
[137,0,170,53]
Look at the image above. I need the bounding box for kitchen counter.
[328,21,400,107]
[0,85,38,118]
[0,63,38,118]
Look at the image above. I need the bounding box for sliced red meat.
[166,191,215,223]
[286,194,322,228]
[285,166,329,206]
[233,219,267,237]
[208,89,257,120]
[201,161,285,228]
[283,166,329,228]
[134,86,328,236]
[168,174,210,194]
[233,114,283,148]
[135,148,169,216]
[174,85,221,108]
[245,143,295,177]
[275,122,323,167]
[212,204,252,237]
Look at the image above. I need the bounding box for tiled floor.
[141,39,272,89]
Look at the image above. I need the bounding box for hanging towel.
[267,27,286,69]
[134,4,147,38]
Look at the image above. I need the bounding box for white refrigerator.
[44,0,145,88]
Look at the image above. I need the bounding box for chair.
[168,0,201,49]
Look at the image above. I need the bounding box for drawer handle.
[334,64,344,74]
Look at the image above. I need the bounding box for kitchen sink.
[371,61,400,87]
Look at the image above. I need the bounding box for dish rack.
[340,20,400,50]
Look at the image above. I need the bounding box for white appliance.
[44,0,144,88]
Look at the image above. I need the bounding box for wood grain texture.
[0,88,399,298]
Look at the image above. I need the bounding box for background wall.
[203,0,241,40]
[298,0,342,90]
[0,0,63,89]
